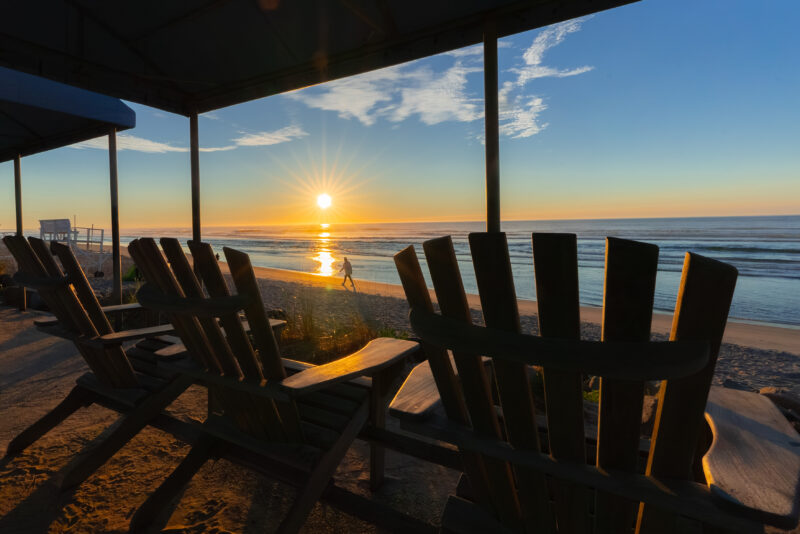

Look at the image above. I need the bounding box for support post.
[108,129,122,313]
[190,113,201,245]
[13,154,25,311]
[484,22,500,233]
[14,155,22,236]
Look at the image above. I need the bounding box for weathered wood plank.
[637,253,738,533]
[389,360,441,421]
[427,235,532,529]
[223,245,285,380]
[96,324,176,345]
[595,237,659,534]
[178,239,258,380]
[469,231,554,533]
[401,411,762,533]
[703,386,800,529]
[128,238,221,374]
[530,232,589,533]
[48,240,112,335]
[281,338,418,395]
[394,244,499,515]
[409,309,708,380]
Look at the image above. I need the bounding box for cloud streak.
[233,125,309,146]
[289,18,593,139]
[71,125,307,153]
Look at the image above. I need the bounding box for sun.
[316,193,332,209]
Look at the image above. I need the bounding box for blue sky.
[2,0,799,230]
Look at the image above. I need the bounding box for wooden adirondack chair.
[1,235,196,490]
[126,237,419,533]
[390,233,800,533]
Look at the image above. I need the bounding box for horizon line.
[114,212,800,231]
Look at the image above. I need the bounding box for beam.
[13,154,22,235]
[108,129,122,308]
[190,113,201,244]
[483,22,500,233]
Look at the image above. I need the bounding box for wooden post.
[484,21,500,233]
[13,154,25,311]
[14,155,22,236]
[108,129,122,313]
[190,113,201,245]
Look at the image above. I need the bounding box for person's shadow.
[342,283,357,293]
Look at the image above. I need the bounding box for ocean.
[124,215,800,327]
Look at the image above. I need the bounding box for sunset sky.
[2,0,799,231]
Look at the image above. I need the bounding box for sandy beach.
[1,245,799,532]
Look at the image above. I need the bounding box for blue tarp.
[0,67,135,162]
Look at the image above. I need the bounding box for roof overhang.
[0,67,135,162]
[0,0,638,116]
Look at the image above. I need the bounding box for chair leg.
[277,401,369,534]
[5,386,95,457]
[60,374,193,490]
[369,373,387,491]
[128,435,221,532]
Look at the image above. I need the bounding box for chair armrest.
[389,360,442,422]
[703,386,800,529]
[96,323,177,345]
[101,302,142,314]
[281,338,418,396]
[33,315,59,328]
[389,355,493,422]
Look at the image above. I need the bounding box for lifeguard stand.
[39,219,104,253]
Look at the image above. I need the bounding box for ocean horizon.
[111,214,800,328]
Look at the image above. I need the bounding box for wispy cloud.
[494,18,593,138]
[200,145,237,152]
[288,18,592,139]
[289,61,483,127]
[501,19,592,99]
[390,64,483,125]
[233,125,309,146]
[71,134,189,153]
[70,125,306,154]
[286,68,406,126]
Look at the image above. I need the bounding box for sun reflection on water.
[312,224,336,276]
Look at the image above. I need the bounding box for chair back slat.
[131,239,284,440]
[47,240,113,336]
[594,237,659,534]
[397,232,739,533]
[5,235,137,388]
[530,232,591,532]
[221,245,305,443]
[3,235,77,334]
[49,241,139,387]
[468,232,556,533]
[176,241,259,380]
[222,246,285,380]
[636,253,737,532]
[157,238,244,380]
[128,238,222,374]
[394,245,502,517]
[422,237,525,529]
[183,240,300,441]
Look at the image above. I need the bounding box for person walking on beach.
[339,257,355,288]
